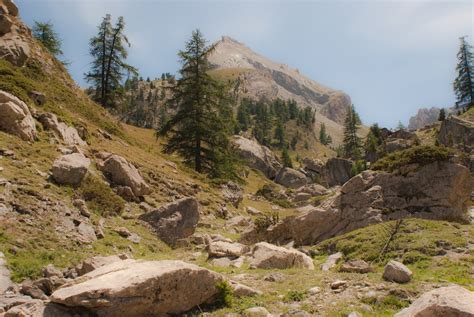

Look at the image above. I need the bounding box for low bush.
[77,175,125,216]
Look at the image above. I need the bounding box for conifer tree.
[343,105,362,159]
[438,108,446,121]
[85,15,137,108]
[281,147,293,168]
[274,119,285,148]
[319,123,331,145]
[32,21,63,57]
[454,37,474,110]
[157,30,239,180]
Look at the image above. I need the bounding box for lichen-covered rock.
[383,260,412,283]
[395,285,474,317]
[0,90,36,141]
[51,153,90,185]
[437,115,473,149]
[139,197,199,246]
[98,154,150,197]
[325,157,352,186]
[233,136,281,179]
[207,241,249,259]
[50,260,224,317]
[37,112,86,147]
[275,167,307,189]
[248,242,314,270]
[75,254,129,276]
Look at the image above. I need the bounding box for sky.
[16,0,473,128]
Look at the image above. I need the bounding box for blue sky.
[17,0,473,128]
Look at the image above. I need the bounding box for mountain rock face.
[209,36,351,126]
[408,107,444,130]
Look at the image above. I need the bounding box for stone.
[27,91,46,106]
[263,272,285,282]
[383,260,412,283]
[246,206,262,216]
[243,306,273,317]
[395,285,474,317]
[115,185,135,201]
[50,260,225,317]
[321,252,343,271]
[275,167,307,189]
[72,199,90,218]
[248,242,314,270]
[0,90,36,141]
[308,286,321,295]
[243,162,473,246]
[226,215,251,228]
[209,257,232,268]
[19,281,47,300]
[230,281,262,297]
[1,0,18,16]
[75,254,129,276]
[37,112,86,147]
[208,241,248,259]
[437,115,474,149]
[325,157,353,187]
[139,197,199,246]
[98,154,150,197]
[51,153,90,185]
[282,310,311,317]
[0,14,13,35]
[233,136,282,179]
[340,260,373,273]
[0,252,13,294]
[76,222,97,243]
[114,227,131,238]
[41,264,63,279]
[330,280,347,290]
[221,181,243,207]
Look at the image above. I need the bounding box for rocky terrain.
[0,2,473,316]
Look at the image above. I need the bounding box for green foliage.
[215,281,234,307]
[343,104,362,159]
[254,212,280,232]
[158,30,241,181]
[85,14,137,108]
[77,175,125,216]
[438,108,446,121]
[284,290,307,302]
[319,123,331,145]
[371,145,453,174]
[364,123,384,162]
[274,119,285,147]
[32,21,63,57]
[453,37,474,110]
[281,147,293,168]
[350,160,367,176]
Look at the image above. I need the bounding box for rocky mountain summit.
[0,1,473,316]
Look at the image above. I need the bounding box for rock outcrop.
[275,167,307,189]
[437,115,473,150]
[408,107,443,130]
[383,260,412,283]
[242,162,472,245]
[325,158,353,186]
[98,154,150,197]
[50,260,224,317]
[37,112,87,147]
[139,197,199,246]
[233,136,281,179]
[248,242,314,270]
[0,90,36,141]
[0,0,30,66]
[395,285,474,317]
[51,153,90,185]
[0,252,13,294]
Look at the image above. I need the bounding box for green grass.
[77,175,125,216]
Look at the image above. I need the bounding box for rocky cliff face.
[408,107,452,130]
[209,36,351,126]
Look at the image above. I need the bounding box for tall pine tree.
[454,37,474,110]
[343,105,362,159]
[85,15,137,108]
[32,21,63,57]
[157,30,239,180]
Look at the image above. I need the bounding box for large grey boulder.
[243,162,472,245]
[233,136,281,179]
[383,260,412,283]
[98,154,150,197]
[437,115,473,149]
[0,252,13,294]
[0,90,36,141]
[50,260,224,317]
[0,4,30,67]
[395,285,474,317]
[51,153,90,185]
[139,197,199,246]
[37,112,87,147]
[207,241,249,259]
[325,157,352,186]
[248,242,314,270]
[275,167,307,189]
[75,254,129,276]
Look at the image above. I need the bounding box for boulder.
[139,197,199,246]
[243,307,273,317]
[220,181,243,207]
[98,154,150,197]
[339,260,373,273]
[0,11,30,67]
[395,285,474,317]
[383,260,412,283]
[0,0,18,16]
[50,260,224,317]
[229,281,262,297]
[0,13,12,35]
[248,242,314,270]
[275,167,307,189]
[75,254,129,276]
[321,252,343,271]
[243,162,472,246]
[246,206,262,216]
[207,241,248,259]
[437,115,474,149]
[325,157,352,186]
[0,90,36,141]
[51,153,90,185]
[0,252,13,294]
[233,136,282,179]
[27,91,46,106]
[37,113,86,147]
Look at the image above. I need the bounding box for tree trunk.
[104,27,121,108]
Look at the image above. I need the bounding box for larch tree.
[157,30,239,180]
[454,37,474,110]
[85,15,137,108]
[32,21,63,57]
[343,104,362,159]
